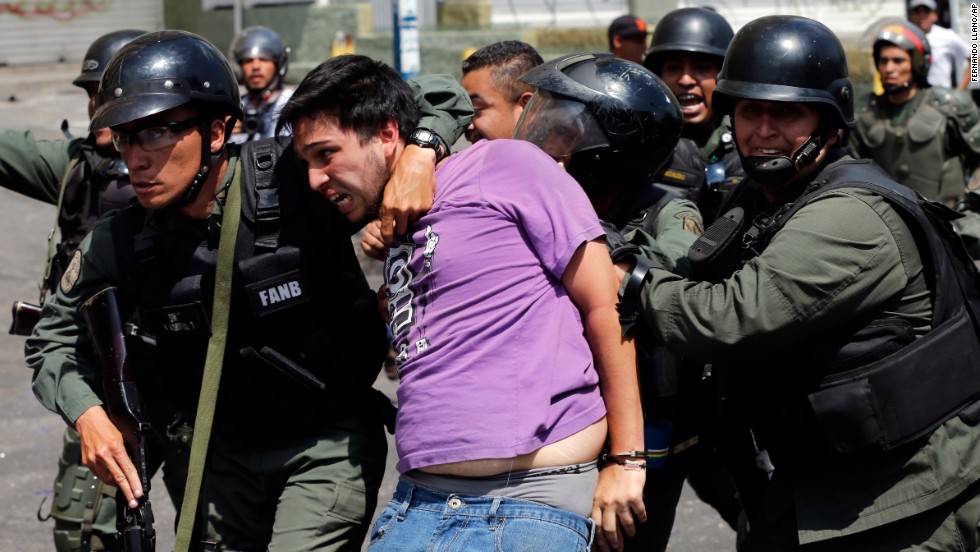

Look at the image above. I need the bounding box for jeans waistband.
[390,480,594,542]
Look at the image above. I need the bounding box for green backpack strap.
[40,156,81,304]
[173,165,243,552]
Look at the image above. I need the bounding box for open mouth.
[329,192,353,211]
[677,94,704,113]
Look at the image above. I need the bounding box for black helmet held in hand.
[91,30,243,131]
[874,21,932,90]
[73,29,148,90]
[516,52,682,197]
[642,8,734,74]
[229,26,290,91]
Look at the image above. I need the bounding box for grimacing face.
[292,113,394,227]
[733,99,837,189]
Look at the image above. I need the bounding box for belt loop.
[396,483,414,521]
[488,496,502,530]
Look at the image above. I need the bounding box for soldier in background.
[0,30,154,552]
[228,26,293,142]
[643,7,744,224]
[848,21,980,256]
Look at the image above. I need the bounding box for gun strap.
[41,156,80,304]
[174,165,243,552]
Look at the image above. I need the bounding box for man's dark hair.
[461,41,544,104]
[277,54,419,140]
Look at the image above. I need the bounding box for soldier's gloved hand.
[600,220,642,264]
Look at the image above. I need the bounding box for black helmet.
[229,26,289,91]
[73,30,147,89]
[91,30,243,206]
[713,16,853,186]
[713,16,854,129]
[873,21,932,89]
[642,8,734,74]
[92,30,243,130]
[515,52,682,196]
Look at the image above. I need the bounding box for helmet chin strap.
[883,79,913,95]
[176,120,222,208]
[741,127,830,187]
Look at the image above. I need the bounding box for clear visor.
[513,90,610,164]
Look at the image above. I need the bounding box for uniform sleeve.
[635,189,919,363]
[479,140,603,278]
[408,74,474,150]
[622,198,702,276]
[27,215,127,426]
[0,129,79,204]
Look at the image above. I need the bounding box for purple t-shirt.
[385,139,607,473]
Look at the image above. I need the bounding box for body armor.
[712,159,980,469]
[856,88,972,206]
[48,139,132,292]
[110,140,388,439]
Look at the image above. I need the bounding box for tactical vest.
[47,139,133,292]
[719,159,980,471]
[658,125,745,225]
[614,182,679,238]
[856,89,965,206]
[110,139,388,440]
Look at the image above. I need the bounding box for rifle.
[79,287,156,552]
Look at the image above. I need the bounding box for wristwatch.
[408,128,447,164]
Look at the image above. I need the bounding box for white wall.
[0,0,163,66]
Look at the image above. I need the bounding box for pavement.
[0,62,735,552]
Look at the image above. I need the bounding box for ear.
[518,91,534,109]
[378,119,400,152]
[828,129,841,146]
[612,35,623,50]
[209,118,227,154]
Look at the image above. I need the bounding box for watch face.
[413,129,437,144]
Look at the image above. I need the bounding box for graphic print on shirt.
[385,225,439,365]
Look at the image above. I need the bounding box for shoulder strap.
[40,157,81,303]
[756,160,980,327]
[173,161,244,552]
[239,138,282,252]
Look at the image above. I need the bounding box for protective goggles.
[111,118,200,153]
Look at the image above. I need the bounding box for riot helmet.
[713,16,854,186]
[91,30,243,206]
[73,30,147,90]
[515,52,682,198]
[229,26,290,93]
[642,8,734,74]
[873,21,932,91]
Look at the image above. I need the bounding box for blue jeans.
[367,480,595,551]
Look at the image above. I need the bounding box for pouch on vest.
[239,245,314,316]
[754,162,980,458]
[140,274,212,339]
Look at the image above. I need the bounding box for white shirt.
[926,25,970,89]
